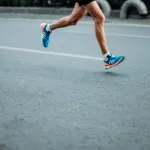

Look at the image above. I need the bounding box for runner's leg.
[49,3,87,30]
[41,2,87,47]
[84,1,108,55]
[84,1,125,69]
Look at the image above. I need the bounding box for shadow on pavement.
[99,71,128,78]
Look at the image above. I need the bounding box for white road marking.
[0,16,149,38]
[1,17,150,38]
[107,33,150,38]
[106,22,150,28]
[0,17,150,28]
[65,30,150,38]
[0,46,104,61]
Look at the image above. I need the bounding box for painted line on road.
[106,22,150,28]
[1,16,150,38]
[1,17,150,28]
[107,33,150,38]
[0,46,104,61]
[65,30,150,38]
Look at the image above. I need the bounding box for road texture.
[0,14,150,150]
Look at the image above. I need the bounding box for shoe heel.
[41,23,46,31]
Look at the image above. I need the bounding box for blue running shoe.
[104,54,125,69]
[41,23,51,48]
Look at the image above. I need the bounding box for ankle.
[103,52,110,58]
[46,24,52,32]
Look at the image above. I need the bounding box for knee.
[68,16,79,26]
[94,15,105,25]
[71,18,79,25]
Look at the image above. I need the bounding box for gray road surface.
[0,14,150,150]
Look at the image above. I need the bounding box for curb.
[0,7,149,19]
[0,7,73,15]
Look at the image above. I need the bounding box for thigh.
[70,2,87,21]
[84,1,105,19]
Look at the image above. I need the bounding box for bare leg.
[41,3,87,48]
[85,1,109,55]
[49,3,87,31]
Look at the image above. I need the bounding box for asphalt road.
[0,14,150,150]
